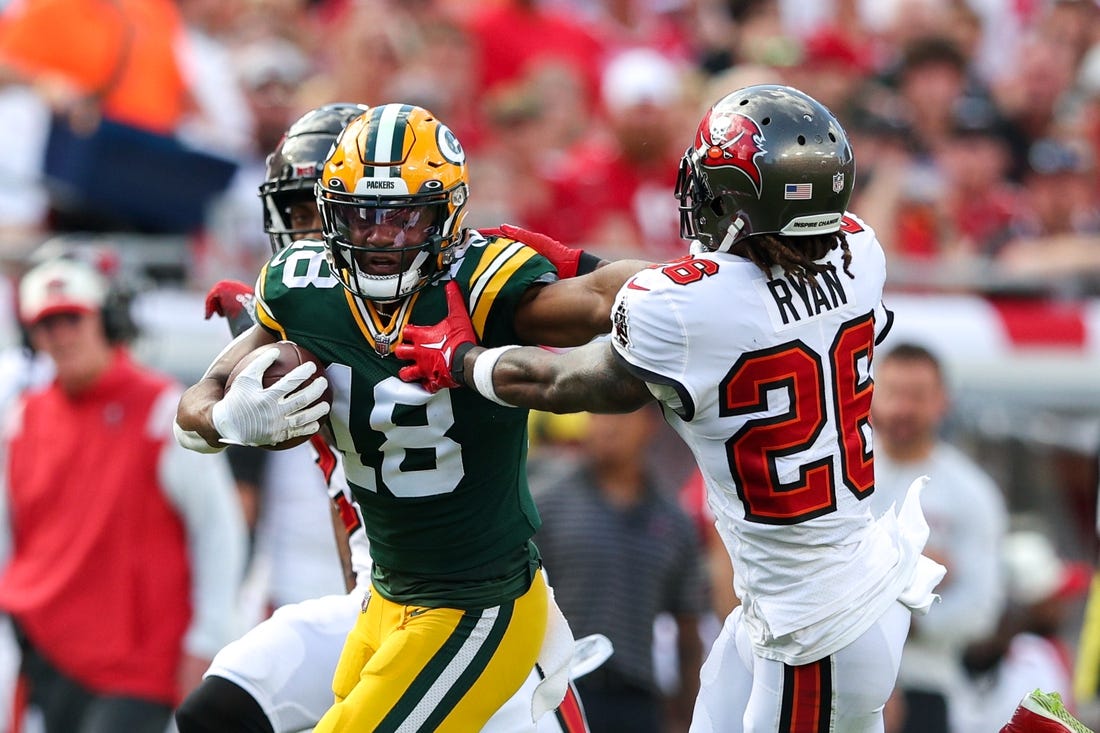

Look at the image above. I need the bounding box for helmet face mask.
[676,85,856,253]
[317,104,470,302]
[262,190,322,251]
[675,155,723,241]
[319,198,448,300]
[260,102,370,253]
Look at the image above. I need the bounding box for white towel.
[895,475,947,616]
[569,633,614,680]
[531,585,575,721]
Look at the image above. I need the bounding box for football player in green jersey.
[175,103,646,732]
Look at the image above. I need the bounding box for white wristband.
[471,346,522,407]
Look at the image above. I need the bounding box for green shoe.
[1000,689,1094,733]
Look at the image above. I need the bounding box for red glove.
[205,279,254,319]
[395,281,477,393]
[482,223,586,279]
[205,279,257,338]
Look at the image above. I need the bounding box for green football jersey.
[253,231,557,608]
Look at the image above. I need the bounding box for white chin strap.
[354,250,431,300]
[715,217,747,253]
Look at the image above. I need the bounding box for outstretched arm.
[397,276,653,412]
[513,260,650,347]
[396,313,653,413]
[468,341,654,414]
[482,223,651,347]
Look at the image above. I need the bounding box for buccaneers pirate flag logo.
[695,110,767,196]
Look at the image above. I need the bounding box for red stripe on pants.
[556,680,590,733]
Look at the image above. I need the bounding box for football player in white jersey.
[396,84,948,732]
[174,103,607,733]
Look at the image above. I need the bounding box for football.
[226,340,333,450]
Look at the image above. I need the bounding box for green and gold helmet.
[317,104,470,302]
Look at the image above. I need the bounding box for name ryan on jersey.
[765,268,849,326]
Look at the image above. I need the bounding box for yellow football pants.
[314,573,548,732]
[1074,572,1100,704]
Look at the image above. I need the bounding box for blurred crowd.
[3,0,1100,295]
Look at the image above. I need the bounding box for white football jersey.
[249,446,348,610]
[611,214,913,663]
[309,436,372,588]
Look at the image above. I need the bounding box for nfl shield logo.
[832,172,844,193]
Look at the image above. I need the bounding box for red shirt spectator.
[465,0,606,109]
[523,48,685,259]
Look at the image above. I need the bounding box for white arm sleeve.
[153,388,247,659]
[609,270,697,419]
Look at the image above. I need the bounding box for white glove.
[211,347,331,446]
[173,420,225,454]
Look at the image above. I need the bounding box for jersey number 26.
[721,312,876,524]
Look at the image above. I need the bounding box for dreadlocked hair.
[733,231,853,284]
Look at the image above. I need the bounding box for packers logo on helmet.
[317,104,471,301]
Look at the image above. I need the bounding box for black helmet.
[260,103,370,253]
[675,85,855,253]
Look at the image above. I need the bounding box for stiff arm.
[512,260,650,347]
[396,257,657,411]
[460,340,653,414]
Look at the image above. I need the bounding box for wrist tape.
[451,341,476,387]
[471,346,521,407]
